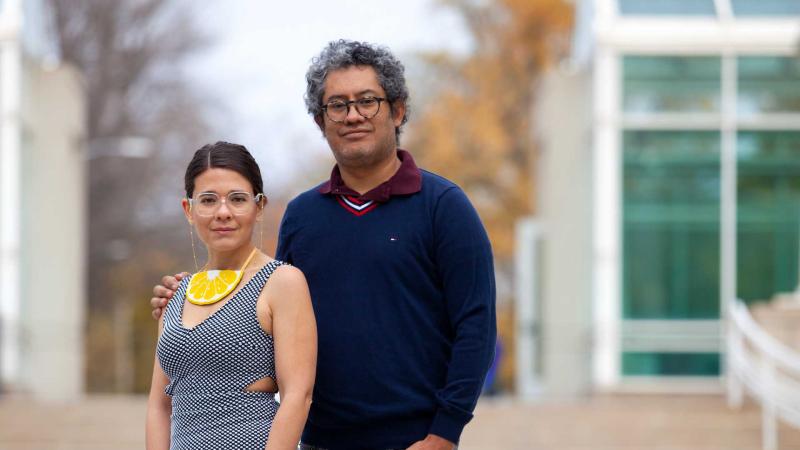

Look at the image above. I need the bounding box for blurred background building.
[521,0,800,399]
[0,0,86,400]
[1,0,799,447]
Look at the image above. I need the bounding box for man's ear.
[391,100,406,128]
[314,114,326,137]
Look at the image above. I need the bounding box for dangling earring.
[260,217,264,251]
[189,222,199,273]
[256,194,266,251]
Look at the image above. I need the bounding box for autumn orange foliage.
[409,0,574,262]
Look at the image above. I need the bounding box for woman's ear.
[256,195,268,221]
[182,198,193,223]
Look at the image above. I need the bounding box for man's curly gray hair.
[305,40,410,143]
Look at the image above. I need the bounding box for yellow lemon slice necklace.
[186,248,258,306]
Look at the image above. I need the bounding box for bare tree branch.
[47,0,218,392]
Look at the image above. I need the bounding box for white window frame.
[591,0,800,389]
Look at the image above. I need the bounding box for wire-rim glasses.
[188,191,264,217]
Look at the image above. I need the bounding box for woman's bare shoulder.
[262,263,309,305]
[271,263,306,284]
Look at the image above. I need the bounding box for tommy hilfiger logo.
[337,195,378,216]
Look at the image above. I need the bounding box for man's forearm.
[430,309,496,442]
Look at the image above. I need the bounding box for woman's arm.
[262,265,317,450]
[146,317,172,450]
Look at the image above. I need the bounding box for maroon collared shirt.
[318,149,422,203]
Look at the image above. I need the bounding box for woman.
[146,142,316,450]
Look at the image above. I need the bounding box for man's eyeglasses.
[322,97,387,123]
[188,191,264,217]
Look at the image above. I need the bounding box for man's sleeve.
[429,186,497,444]
[275,201,295,264]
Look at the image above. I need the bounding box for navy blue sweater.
[276,169,496,450]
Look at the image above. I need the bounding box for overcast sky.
[189,0,471,196]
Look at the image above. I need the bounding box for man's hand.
[150,272,188,320]
[406,434,456,450]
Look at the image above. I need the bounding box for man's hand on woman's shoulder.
[150,272,188,320]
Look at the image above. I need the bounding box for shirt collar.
[318,149,422,202]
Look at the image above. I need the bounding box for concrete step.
[0,394,799,450]
[0,394,145,450]
[460,394,800,450]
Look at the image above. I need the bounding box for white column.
[515,218,542,399]
[713,0,733,19]
[720,53,737,382]
[592,46,622,389]
[594,0,617,22]
[0,37,22,389]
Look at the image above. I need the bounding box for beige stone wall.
[19,60,86,400]
[532,66,594,397]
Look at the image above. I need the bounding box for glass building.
[518,0,800,396]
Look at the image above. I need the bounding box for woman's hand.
[150,272,188,319]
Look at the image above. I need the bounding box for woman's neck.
[205,244,258,271]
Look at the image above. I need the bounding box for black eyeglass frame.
[321,97,388,123]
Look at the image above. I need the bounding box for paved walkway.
[0,394,798,449]
[461,395,800,450]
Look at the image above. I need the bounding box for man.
[151,40,496,450]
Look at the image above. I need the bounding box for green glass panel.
[624,131,721,319]
[732,0,800,15]
[737,131,800,302]
[623,352,720,376]
[624,56,721,113]
[739,57,800,115]
[619,0,716,15]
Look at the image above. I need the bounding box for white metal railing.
[727,298,800,450]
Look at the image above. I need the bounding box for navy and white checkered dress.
[157,260,284,449]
